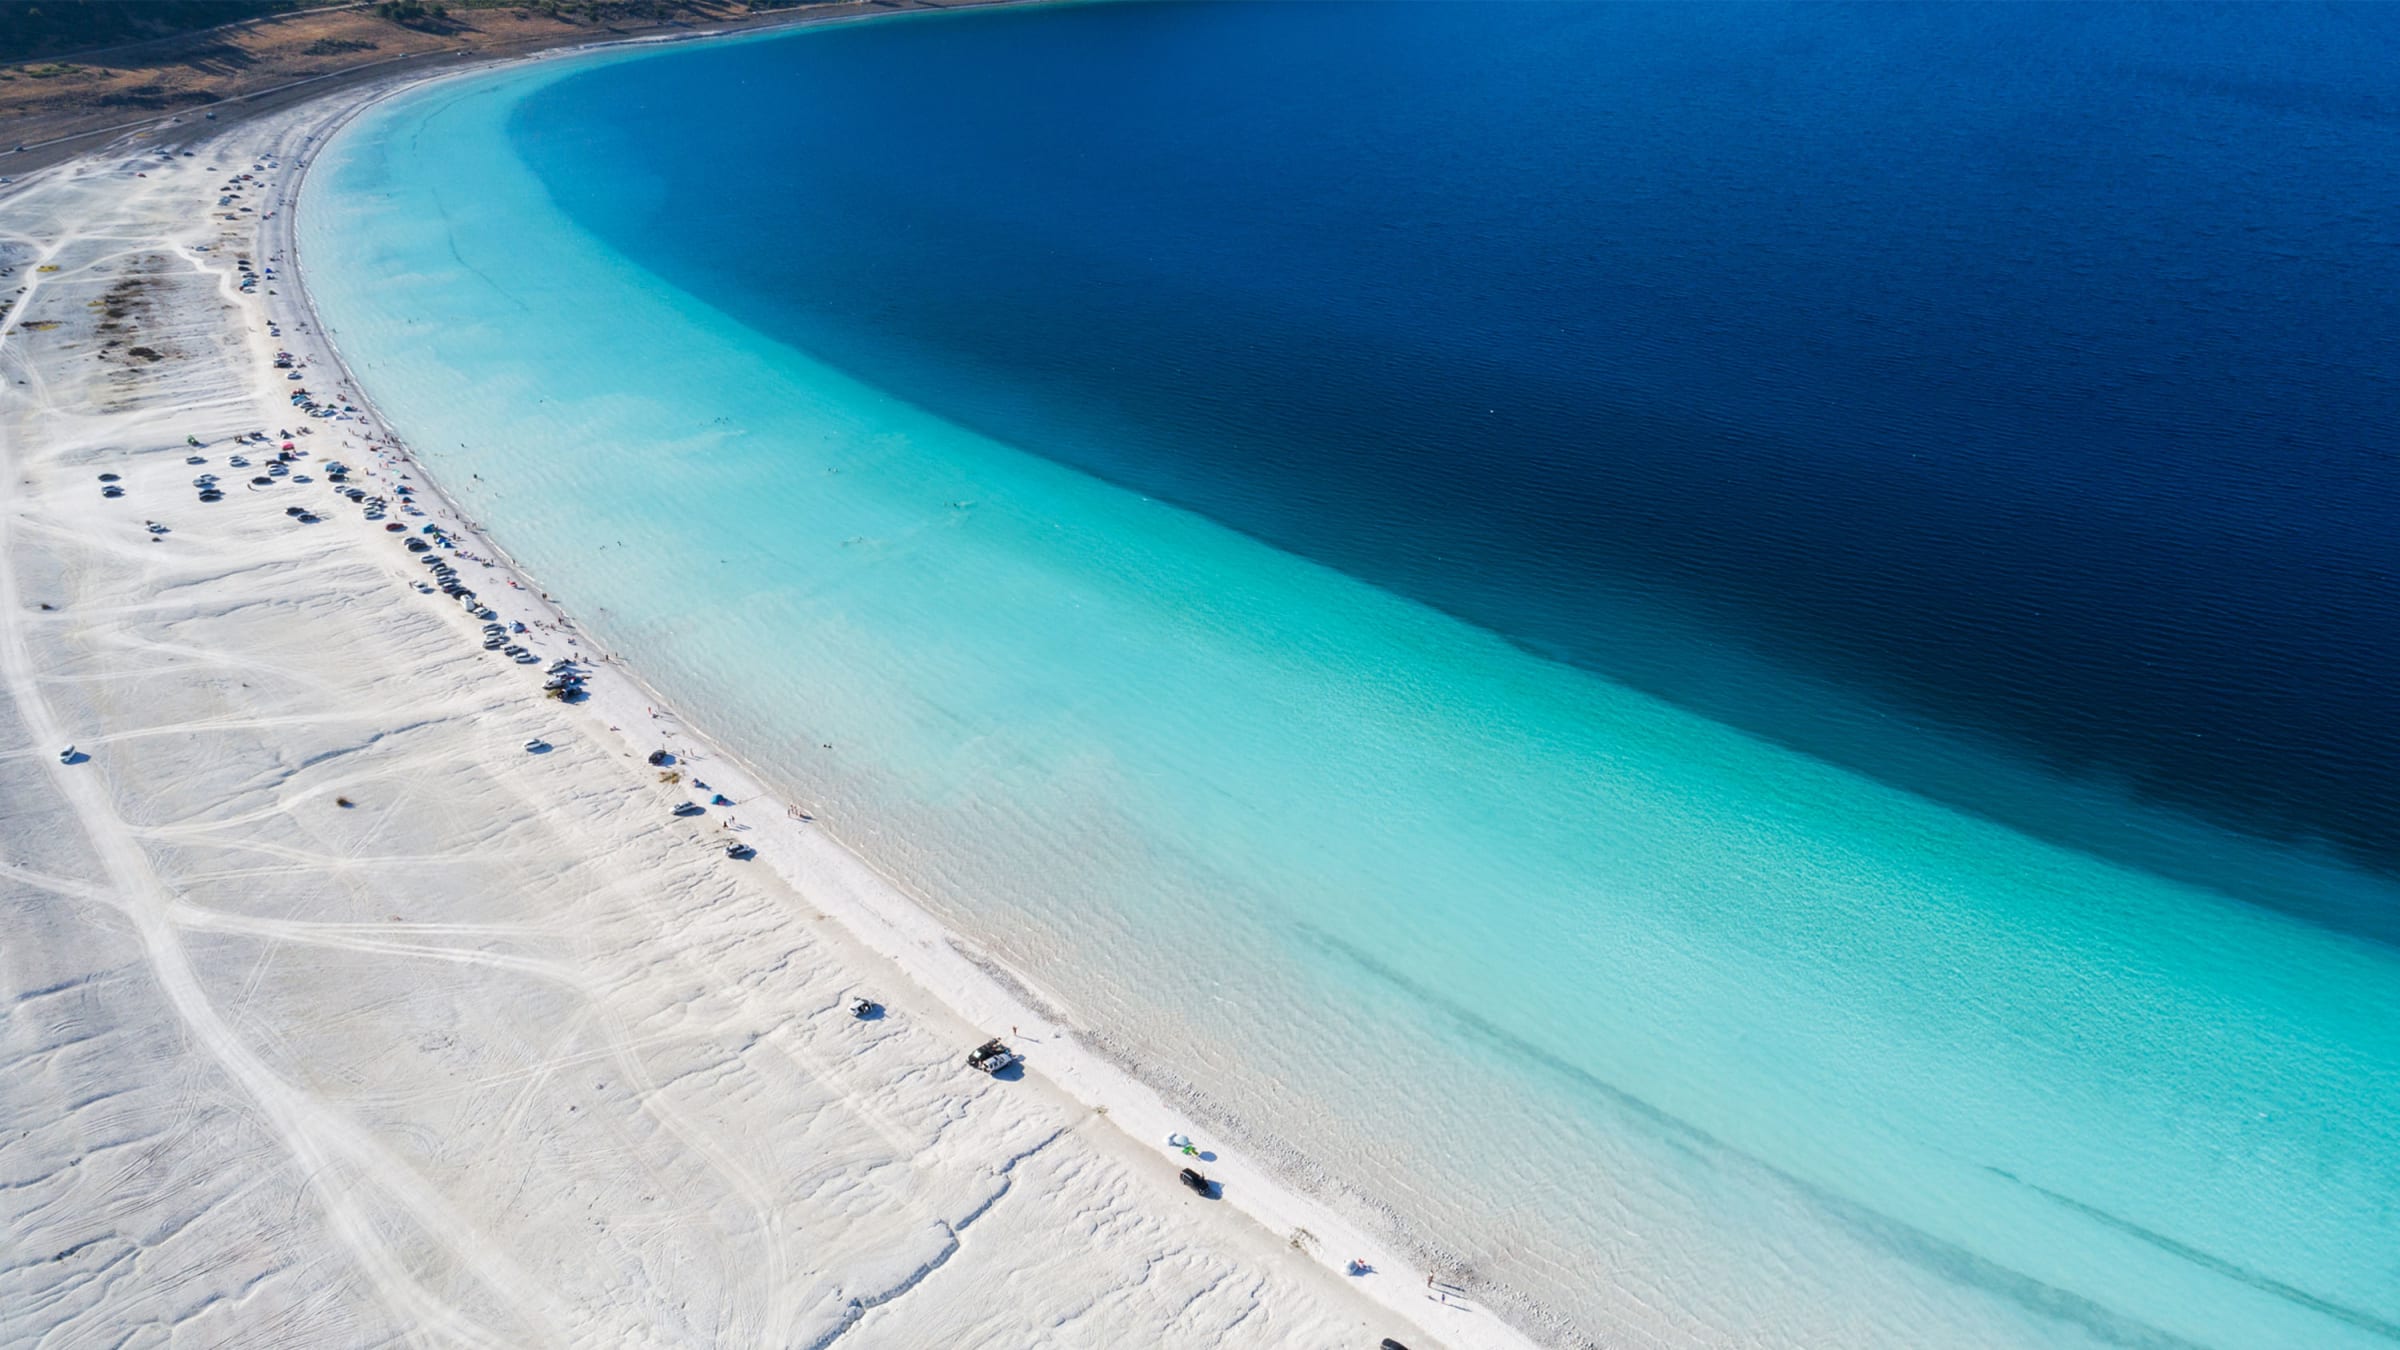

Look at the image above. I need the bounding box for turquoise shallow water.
[303,30,2400,1349]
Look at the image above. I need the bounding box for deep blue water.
[306,8,2400,1341]
[515,1,2400,893]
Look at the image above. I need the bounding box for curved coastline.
[277,32,1552,1350]
[5,62,1503,1345]
[283,14,2400,1350]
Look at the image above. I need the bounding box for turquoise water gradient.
[303,37,2400,1349]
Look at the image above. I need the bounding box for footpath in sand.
[0,90,1484,1349]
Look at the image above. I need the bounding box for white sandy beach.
[0,62,1551,1350]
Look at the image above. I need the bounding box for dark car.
[966,1038,1018,1074]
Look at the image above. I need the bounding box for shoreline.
[0,1,1033,181]
[2,17,1553,1350]
[17,8,2397,1348]
[280,49,1551,1350]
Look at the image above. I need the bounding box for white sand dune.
[0,75,1541,1350]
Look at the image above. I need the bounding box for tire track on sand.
[0,215,573,1350]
